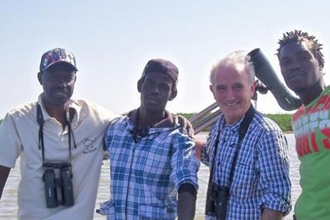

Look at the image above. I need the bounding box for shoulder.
[73,99,108,112]
[0,101,37,132]
[325,86,330,93]
[105,115,129,134]
[5,101,37,120]
[73,99,119,122]
[251,111,283,133]
[208,115,224,135]
[250,111,287,149]
[108,115,127,127]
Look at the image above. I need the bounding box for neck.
[138,107,165,130]
[299,81,325,105]
[42,99,68,128]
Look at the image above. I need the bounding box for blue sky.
[1,0,329,117]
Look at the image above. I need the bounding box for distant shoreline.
[0,113,294,132]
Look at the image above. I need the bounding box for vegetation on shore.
[178,112,293,132]
[264,113,292,131]
[0,113,292,132]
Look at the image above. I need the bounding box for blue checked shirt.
[98,113,199,220]
[202,111,291,219]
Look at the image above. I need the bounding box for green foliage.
[0,113,292,131]
[265,113,292,131]
[177,112,293,132]
[176,113,193,119]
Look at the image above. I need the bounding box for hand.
[175,115,194,139]
[255,80,268,94]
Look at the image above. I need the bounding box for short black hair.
[277,30,324,70]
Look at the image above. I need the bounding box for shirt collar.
[37,94,82,124]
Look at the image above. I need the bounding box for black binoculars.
[205,183,229,220]
[43,162,74,208]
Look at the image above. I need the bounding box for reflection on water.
[0,133,300,219]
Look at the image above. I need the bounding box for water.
[0,133,300,219]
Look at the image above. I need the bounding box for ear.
[37,72,43,85]
[209,85,216,99]
[137,79,143,93]
[250,81,257,98]
[169,88,177,101]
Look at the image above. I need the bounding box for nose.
[290,60,301,71]
[150,85,160,95]
[55,77,69,88]
[226,88,236,101]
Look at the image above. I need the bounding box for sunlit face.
[210,66,255,124]
[279,41,321,95]
[39,63,77,107]
[140,72,174,113]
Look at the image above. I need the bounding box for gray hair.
[210,50,255,85]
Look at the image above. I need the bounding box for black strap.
[228,104,255,185]
[36,104,76,169]
[37,104,46,164]
[207,104,255,189]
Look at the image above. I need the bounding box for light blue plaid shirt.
[98,112,199,220]
[202,111,291,219]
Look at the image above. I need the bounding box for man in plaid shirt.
[97,58,199,220]
[197,50,291,220]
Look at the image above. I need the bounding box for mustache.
[288,70,305,79]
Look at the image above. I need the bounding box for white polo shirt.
[0,95,117,220]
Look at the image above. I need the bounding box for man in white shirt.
[0,48,117,220]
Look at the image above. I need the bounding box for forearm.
[177,183,197,220]
[194,138,205,160]
[259,132,291,216]
[261,208,284,220]
[0,165,11,200]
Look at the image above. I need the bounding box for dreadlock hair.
[277,30,324,71]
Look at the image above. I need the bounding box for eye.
[159,83,171,91]
[144,80,154,87]
[233,84,243,91]
[298,54,309,62]
[44,73,57,80]
[64,74,76,83]
[215,85,226,92]
[280,59,291,66]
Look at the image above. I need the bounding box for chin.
[53,98,71,105]
[224,111,243,124]
[290,86,305,94]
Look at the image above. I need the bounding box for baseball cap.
[39,48,78,72]
[141,58,179,84]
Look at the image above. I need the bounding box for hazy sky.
[1,0,330,117]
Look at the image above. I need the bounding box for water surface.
[0,133,300,219]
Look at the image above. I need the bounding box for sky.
[1,0,330,117]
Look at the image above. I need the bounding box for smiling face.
[38,62,77,108]
[210,65,255,124]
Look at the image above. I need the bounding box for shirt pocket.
[232,150,256,199]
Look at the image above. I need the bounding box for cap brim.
[42,61,78,72]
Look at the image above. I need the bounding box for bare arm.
[261,208,284,220]
[194,138,205,160]
[0,165,11,200]
[177,183,196,220]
